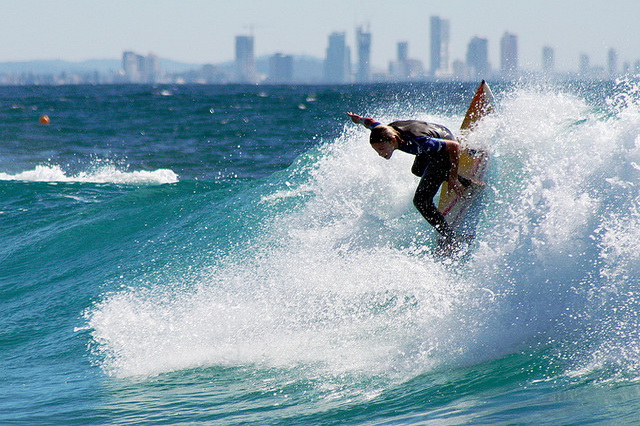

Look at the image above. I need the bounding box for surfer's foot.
[445,233,474,246]
[434,233,475,258]
[440,232,474,248]
[456,233,476,244]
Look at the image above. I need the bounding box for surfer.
[347,112,472,243]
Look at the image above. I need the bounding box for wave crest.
[0,164,178,185]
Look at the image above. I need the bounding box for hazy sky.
[4,1,639,72]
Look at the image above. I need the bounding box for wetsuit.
[389,120,466,240]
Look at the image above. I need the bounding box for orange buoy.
[39,115,50,125]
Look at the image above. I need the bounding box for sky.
[3,0,639,72]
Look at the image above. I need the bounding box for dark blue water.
[2,79,640,424]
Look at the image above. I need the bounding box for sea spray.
[87,119,495,379]
[76,81,640,423]
[6,81,640,424]
[0,162,178,185]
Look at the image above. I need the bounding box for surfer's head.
[369,125,399,159]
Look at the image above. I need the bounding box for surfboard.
[436,80,494,252]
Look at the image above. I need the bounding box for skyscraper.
[122,51,160,83]
[122,51,144,83]
[145,53,161,83]
[500,32,518,77]
[542,46,555,73]
[392,41,424,81]
[466,36,490,79]
[324,32,351,84]
[398,41,409,64]
[396,41,409,79]
[235,35,257,83]
[579,53,590,77]
[356,26,372,83]
[608,48,619,77]
[430,16,450,77]
[268,53,294,83]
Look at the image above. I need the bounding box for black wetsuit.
[390,120,463,240]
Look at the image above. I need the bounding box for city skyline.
[228,21,634,83]
[3,1,639,74]
[2,30,636,86]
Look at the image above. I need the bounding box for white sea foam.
[0,164,178,184]
[88,81,640,383]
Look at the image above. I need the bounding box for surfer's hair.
[370,125,398,144]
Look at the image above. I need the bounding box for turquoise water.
[2,80,640,424]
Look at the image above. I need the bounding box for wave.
[0,163,178,185]
[86,79,640,387]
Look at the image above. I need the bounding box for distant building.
[200,64,228,84]
[542,46,555,73]
[430,16,451,77]
[608,48,619,77]
[579,53,591,77]
[406,59,425,80]
[395,41,410,79]
[145,53,161,83]
[452,59,467,80]
[500,32,518,77]
[389,41,424,81]
[324,32,351,84]
[235,35,257,83]
[122,51,143,83]
[356,26,372,83]
[267,53,294,83]
[397,41,409,64]
[466,36,490,79]
[122,51,161,83]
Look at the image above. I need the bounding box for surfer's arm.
[445,140,465,196]
[346,112,381,130]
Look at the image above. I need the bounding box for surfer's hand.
[347,113,381,130]
[346,112,362,124]
[449,179,465,196]
[470,177,485,187]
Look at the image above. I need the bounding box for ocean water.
[2,79,640,424]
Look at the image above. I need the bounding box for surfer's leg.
[411,155,428,177]
[413,165,455,240]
